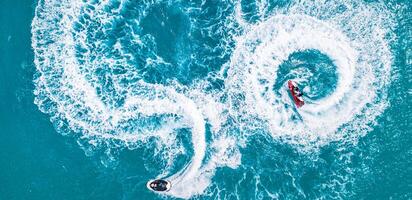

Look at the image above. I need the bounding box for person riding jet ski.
[294,87,303,97]
[287,80,305,108]
[147,179,171,192]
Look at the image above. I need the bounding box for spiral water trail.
[31,0,227,198]
[31,0,396,198]
[226,1,394,148]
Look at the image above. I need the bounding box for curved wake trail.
[227,1,394,148]
[31,0,213,198]
[31,0,397,198]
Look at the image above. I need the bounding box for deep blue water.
[0,0,411,199]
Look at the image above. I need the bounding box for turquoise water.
[1,0,411,199]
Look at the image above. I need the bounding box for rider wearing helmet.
[294,87,303,97]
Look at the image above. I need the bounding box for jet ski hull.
[288,80,305,108]
[146,179,171,192]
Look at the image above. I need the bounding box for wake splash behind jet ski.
[288,80,305,108]
[147,179,171,192]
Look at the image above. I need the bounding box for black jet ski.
[146,179,171,192]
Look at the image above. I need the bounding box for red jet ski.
[288,80,304,108]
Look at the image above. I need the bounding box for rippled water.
[29,0,411,199]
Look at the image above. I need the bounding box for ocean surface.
[0,0,411,199]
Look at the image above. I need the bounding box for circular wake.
[227,3,394,148]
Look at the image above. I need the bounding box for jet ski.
[288,80,304,108]
[146,179,171,192]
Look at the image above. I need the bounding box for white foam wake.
[31,0,395,198]
[226,0,394,147]
[31,0,224,198]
